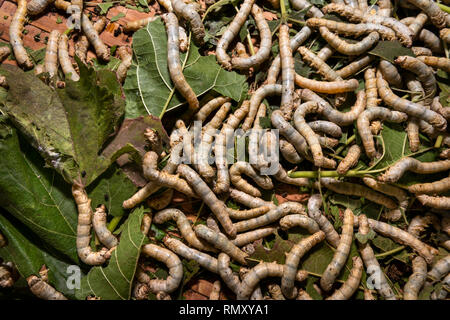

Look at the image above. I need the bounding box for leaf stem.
[280,0,287,21]
[374,246,405,259]
[108,216,122,232]
[435,135,444,148]
[438,3,450,14]
[335,134,356,155]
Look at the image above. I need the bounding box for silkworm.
[147,189,173,210]
[417,29,444,53]
[243,84,282,131]
[0,232,5,248]
[416,195,450,210]
[44,30,59,78]
[141,243,183,293]
[0,46,10,63]
[395,56,436,107]
[316,44,335,61]
[229,161,273,197]
[357,214,397,300]
[273,164,309,187]
[336,55,374,79]
[218,253,241,295]
[376,71,446,131]
[364,68,380,108]
[282,231,326,299]
[58,34,80,82]
[268,284,285,300]
[75,17,107,64]
[431,96,450,120]
[379,60,402,88]
[238,262,308,300]
[318,178,398,209]
[208,280,221,300]
[231,4,271,70]
[297,289,313,300]
[294,74,359,94]
[163,13,199,116]
[216,0,255,69]
[320,28,379,55]
[116,46,132,84]
[153,208,215,252]
[72,183,110,265]
[171,0,205,46]
[141,213,152,236]
[298,46,341,81]
[278,24,295,120]
[440,149,450,159]
[143,151,197,197]
[320,209,354,292]
[337,145,361,175]
[405,13,428,39]
[367,218,434,264]
[417,56,450,73]
[293,101,337,168]
[227,206,271,220]
[403,256,428,300]
[233,202,306,233]
[408,176,450,195]
[0,264,13,288]
[177,164,236,238]
[27,0,55,15]
[411,47,433,56]
[404,0,449,29]
[307,194,340,248]
[10,0,34,69]
[279,214,320,234]
[357,107,408,158]
[326,256,363,300]
[229,188,276,210]
[231,227,277,247]
[404,75,424,152]
[377,0,393,16]
[378,158,450,183]
[92,205,118,249]
[428,255,450,281]
[124,16,159,32]
[322,3,413,47]
[27,276,67,300]
[441,28,450,44]
[291,0,324,18]
[195,225,248,265]
[431,273,450,300]
[279,139,302,164]
[298,88,367,126]
[194,97,231,122]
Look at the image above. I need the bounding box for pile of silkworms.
[1,0,450,300]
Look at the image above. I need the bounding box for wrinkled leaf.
[371,235,408,263]
[97,2,113,15]
[368,40,414,63]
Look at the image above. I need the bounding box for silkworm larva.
[153,208,215,252]
[177,164,236,238]
[232,227,277,247]
[403,256,428,300]
[377,0,393,16]
[279,139,302,164]
[408,176,450,194]
[72,184,110,265]
[58,34,80,82]
[229,161,273,197]
[281,231,326,298]
[417,29,444,53]
[218,253,241,294]
[431,273,450,300]
[404,0,449,29]
[233,202,306,233]
[229,188,276,210]
[428,255,450,281]
[306,18,396,40]
[357,107,408,158]
[0,46,11,63]
[0,264,13,288]
[307,194,340,248]
[326,256,363,300]
[395,56,436,107]
[316,44,335,61]
[143,151,197,198]
[336,55,374,79]
[320,28,379,56]
[92,205,118,249]
[116,46,132,84]
[163,13,199,116]
[298,88,367,126]
[141,213,152,236]
[378,158,450,183]
[10,0,34,69]
[243,84,282,131]
[27,276,67,300]
[194,97,231,122]
[364,68,380,109]
[238,262,308,300]
[216,0,255,69]
[268,284,285,300]
[405,13,428,39]
[75,17,107,64]
[297,289,313,300]
[440,149,450,159]
[209,280,221,300]
[416,195,450,210]
[322,3,413,47]
[195,225,248,265]
[357,215,397,300]
[319,178,398,209]
[441,28,450,44]
[158,0,173,11]
[431,96,450,120]
[411,47,433,56]
[227,206,271,220]
[123,16,159,32]
[157,291,172,300]
[320,209,354,292]
[376,71,446,131]
[336,145,361,175]
[279,24,295,120]
[280,214,320,234]
[363,289,376,300]
[367,218,434,264]
[147,189,173,210]
[44,30,59,78]
[298,46,341,81]
[273,164,309,187]
[417,56,450,73]
[404,75,424,152]
[0,232,5,248]
[27,0,55,15]
[141,243,183,293]
[379,60,402,88]
[293,101,337,168]
[294,73,359,94]
[171,0,205,46]
[231,4,271,70]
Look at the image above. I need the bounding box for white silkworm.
[27,275,67,300]
[218,253,241,294]
[408,176,450,194]
[431,96,450,120]
[229,188,276,210]
[209,280,221,300]
[441,28,450,44]
[231,227,276,247]
[319,28,380,56]
[294,74,359,94]
[147,189,173,210]
[227,206,271,220]
[326,256,363,300]
[229,161,271,196]
[10,0,34,69]
[75,17,107,64]
[194,97,231,122]
[124,16,159,32]
[403,256,428,300]
[379,60,402,88]
[336,145,361,175]
[171,0,205,46]
[307,194,340,248]
[428,255,450,281]
[411,47,433,56]
[243,84,282,131]
[44,30,59,78]
[279,24,295,120]
[116,46,132,84]
[364,68,380,109]
[27,0,55,15]
[92,205,118,249]
[279,139,303,164]
[298,46,341,81]
[416,195,450,210]
[378,158,450,183]
[417,56,450,73]
[279,214,320,234]
[404,0,449,29]
[58,34,80,82]
[404,74,424,152]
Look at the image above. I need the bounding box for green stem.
[289,169,371,178]
[435,135,444,148]
[107,216,122,232]
[287,17,306,25]
[438,3,450,14]
[374,246,405,259]
[280,0,287,21]
[335,134,356,155]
